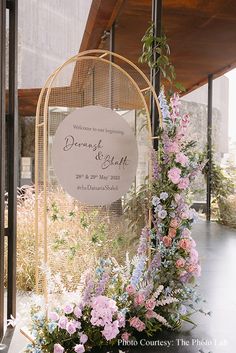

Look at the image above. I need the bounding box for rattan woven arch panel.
[34,50,162,299]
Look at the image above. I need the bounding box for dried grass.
[5,188,138,291]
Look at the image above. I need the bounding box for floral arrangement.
[25,91,207,353]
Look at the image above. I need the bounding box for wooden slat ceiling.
[17,0,236,116]
[81,0,236,91]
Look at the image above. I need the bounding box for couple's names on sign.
[52,106,138,206]
[63,136,129,170]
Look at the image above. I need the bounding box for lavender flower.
[130,256,146,287]
[158,88,170,121]
[96,272,110,296]
[137,227,150,256]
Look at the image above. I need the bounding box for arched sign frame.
[34,49,163,300]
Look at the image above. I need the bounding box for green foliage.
[139,23,185,95]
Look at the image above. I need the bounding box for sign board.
[52,106,138,205]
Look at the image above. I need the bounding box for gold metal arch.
[34,49,163,297]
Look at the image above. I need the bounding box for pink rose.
[175,153,189,166]
[178,177,190,190]
[74,306,82,318]
[145,310,156,319]
[176,258,186,268]
[121,332,131,342]
[49,311,59,321]
[66,321,77,335]
[145,299,156,311]
[63,304,74,314]
[168,167,181,184]
[126,284,136,295]
[130,317,146,332]
[74,344,85,353]
[54,343,64,353]
[80,333,88,344]
[163,236,172,247]
[168,227,177,238]
[58,316,68,329]
[188,264,201,277]
[134,293,145,306]
[178,238,192,251]
[170,219,179,228]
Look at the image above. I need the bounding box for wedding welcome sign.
[52,105,138,205]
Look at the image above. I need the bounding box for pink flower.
[102,320,119,341]
[74,306,82,318]
[168,227,177,238]
[66,321,77,335]
[190,248,199,264]
[178,238,192,252]
[164,141,180,154]
[91,295,118,327]
[170,218,179,228]
[176,258,186,268]
[175,153,189,166]
[121,332,131,342]
[188,264,201,277]
[80,334,88,344]
[130,317,146,332]
[58,316,68,329]
[181,114,190,128]
[126,284,136,295]
[117,313,126,328]
[145,310,156,319]
[74,344,85,353]
[163,236,172,247]
[63,304,74,314]
[54,343,64,353]
[145,299,156,311]
[181,211,190,220]
[178,177,190,190]
[49,311,59,321]
[134,293,145,306]
[168,167,181,184]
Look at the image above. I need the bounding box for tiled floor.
[2,220,236,353]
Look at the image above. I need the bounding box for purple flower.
[54,343,64,353]
[102,320,119,341]
[160,192,168,200]
[80,333,88,344]
[168,167,181,184]
[58,316,68,329]
[152,196,160,206]
[158,210,167,219]
[137,227,150,256]
[66,321,77,335]
[63,304,74,314]
[74,306,82,319]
